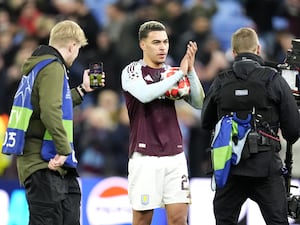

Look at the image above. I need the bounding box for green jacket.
[16,45,82,185]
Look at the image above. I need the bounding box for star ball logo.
[86,177,132,225]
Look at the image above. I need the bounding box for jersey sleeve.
[185,69,205,109]
[121,61,184,103]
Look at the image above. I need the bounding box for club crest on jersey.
[141,194,149,205]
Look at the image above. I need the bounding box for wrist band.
[79,84,87,95]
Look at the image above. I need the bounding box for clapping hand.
[180,41,198,75]
[185,41,198,72]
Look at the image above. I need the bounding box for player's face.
[140,30,169,68]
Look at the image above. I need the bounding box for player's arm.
[121,63,184,103]
[183,41,205,109]
[185,69,205,109]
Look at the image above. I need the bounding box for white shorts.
[128,152,191,211]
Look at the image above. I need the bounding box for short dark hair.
[138,21,166,40]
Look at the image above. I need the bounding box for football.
[161,67,191,100]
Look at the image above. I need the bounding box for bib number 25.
[3,131,17,148]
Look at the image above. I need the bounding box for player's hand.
[186,41,198,72]
[180,54,188,75]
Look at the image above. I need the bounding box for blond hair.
[231,27,259,54]
[49,20,88,47]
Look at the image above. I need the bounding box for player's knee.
[167,212,188,225]
[132,209,153,225]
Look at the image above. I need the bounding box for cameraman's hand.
[82,69,105,92]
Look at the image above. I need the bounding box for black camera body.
[288,194,300,220]
[278,39,300,106]
[286,39,300,70]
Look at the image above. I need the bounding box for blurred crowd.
[0,0,300,179]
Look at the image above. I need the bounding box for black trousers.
[214,174,289,225]
[24,169,81,225]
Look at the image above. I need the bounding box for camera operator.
[278,39,300,102]
[277,38,300,222]
[200,27,300,225]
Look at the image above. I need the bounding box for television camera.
[278,39,300,221]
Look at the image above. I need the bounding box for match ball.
[162,67,190,100]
